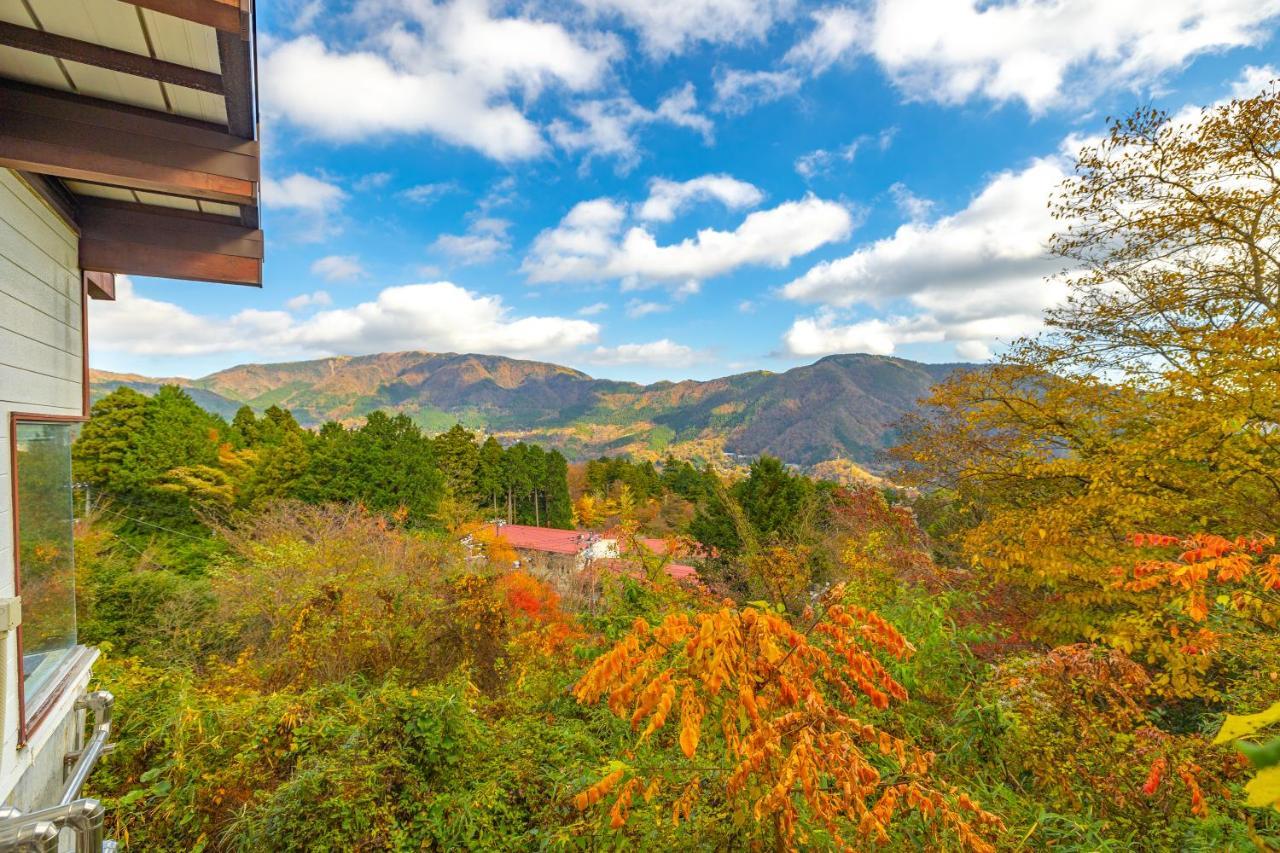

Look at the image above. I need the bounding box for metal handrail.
[0,690,115,853]
[0,818,59,852]
[61,691,113,807]
[0,801,102,853]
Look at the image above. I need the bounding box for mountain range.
[90,351,970,471]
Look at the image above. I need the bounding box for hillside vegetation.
[64,83,1280,849]
[92,352,964,471]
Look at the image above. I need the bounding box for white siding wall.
[0,168,85,806]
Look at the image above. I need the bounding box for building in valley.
[0,1,262,847]
[488,523,699,586]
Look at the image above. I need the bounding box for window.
[12,418,82,735]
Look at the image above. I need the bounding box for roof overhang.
[0,0,262,289]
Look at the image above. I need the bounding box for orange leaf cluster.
[1141,757,1208,817]
[1115,533,1280,622]
[572,584,1002,850]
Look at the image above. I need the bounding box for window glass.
[14,421,80,711]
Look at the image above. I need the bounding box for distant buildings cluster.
[465,522,699,585]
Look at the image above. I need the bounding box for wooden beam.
[84,271,116,301]
[118,0,246,34]
[79,197,263,286]
[0,80,258,205]
[0,21,223,94]
[217,28,254,138]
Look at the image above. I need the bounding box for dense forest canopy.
[68,84,1280,849]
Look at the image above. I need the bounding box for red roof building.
[494,524,597,555]
[489,523,700,583]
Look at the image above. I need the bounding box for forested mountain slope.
[91,351,969,469]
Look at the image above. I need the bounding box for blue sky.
[90,0,1280,383]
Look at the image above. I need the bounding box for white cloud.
[888,183,935,221]
[783,6,862,74]
[477,175,520,213]
[955,340,993,361]
[310,255,366,282]
[261,173,345,212]
[783,314,926,356]
[719,2,1280,117]
[863,0,1280,113]
[578,301,609,316]
[400,182,457,204]
[278,0,323,32]
[588,339,702,366]
[1163,64,1279,128]
[260,0,621,160]
[780,65,1280,361]
[637,174,764,222]
[713,6,863,114]
[794,129,894,179]
[712,68,803,114]
[625,299,670,318]
[286,290,333,311]
[780,157,1069,357]
[431,218,512,264]
[738,299,757,313]
[576,0,795,57]
[1230,64,1278,98]
[261,173,347,241]
[781,311,1042,358]
[550,84,713,172]
[93,278,601,361]
[354,171,392,192]
[525,193,853,291]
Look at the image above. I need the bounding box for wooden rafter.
[79,197,263,286]
[217,27,254,138]
[0,21,223,94]
[118,0,247,35]
[0,80,258,205]
[84,270,116,301]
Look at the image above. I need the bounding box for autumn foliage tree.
[572,584,1002,850]
[894,81,1280,679]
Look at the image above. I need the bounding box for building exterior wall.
[584,539,619,561]
[0,168,88,807]
[512,548,581,587]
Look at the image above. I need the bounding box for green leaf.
[139,763,170,783]
[1238,736,1280,770]
[117,789,148,807]
[1244,765,1280,809]
[1212,701,1280,745]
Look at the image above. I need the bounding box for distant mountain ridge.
[90,351,970,471]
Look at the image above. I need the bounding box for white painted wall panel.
[0,258,81,330]
[0,168,84,807]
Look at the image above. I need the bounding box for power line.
[95,506,212,542]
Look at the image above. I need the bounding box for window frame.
[5,271,95,746]
[9,411,89,746]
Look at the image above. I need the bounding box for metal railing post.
[0,689,115,853]
[61,691,113,806]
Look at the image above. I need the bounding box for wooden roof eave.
[0,0,263,286]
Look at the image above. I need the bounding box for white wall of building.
[0,168,91,807]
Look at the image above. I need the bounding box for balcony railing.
[0,690,114,853]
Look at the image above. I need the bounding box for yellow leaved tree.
[894,80,1280,696]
